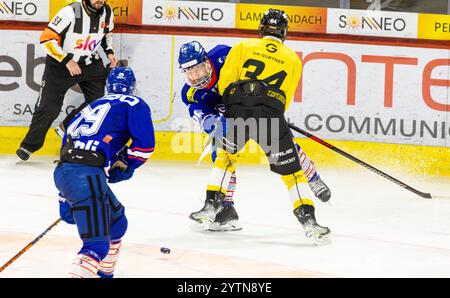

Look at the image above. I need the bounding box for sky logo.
[75,36,100,51]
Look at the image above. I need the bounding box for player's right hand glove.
[110,145,128,166]
[58,195,75,225]
[187,87,222,106]
[108,163,135,183]
[201,115,226,136]
[108,146,135,183]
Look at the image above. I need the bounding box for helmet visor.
[181,61,212,89]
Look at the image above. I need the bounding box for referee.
[16,0,118,161]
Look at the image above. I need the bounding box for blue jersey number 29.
[67,103,111,138]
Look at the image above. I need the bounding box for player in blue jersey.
[54,66,155,278]
[178,40,331,232]
[178,41,239,231]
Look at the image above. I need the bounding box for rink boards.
[0,29,448,176]
[0,127,448,177]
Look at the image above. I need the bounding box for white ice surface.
[0,156,449,278]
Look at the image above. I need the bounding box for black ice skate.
[16,147,31,161]
[189,199,219,223]
[308,174,331,202]
[189,191,223,230]
[294,205,331,245]
[208,203,242,232]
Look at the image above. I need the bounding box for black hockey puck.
[160,247,171,254]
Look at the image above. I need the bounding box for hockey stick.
[288,123,432,199]
[0,218,62,273]
[197,131,215,166]
[196,119,221,166]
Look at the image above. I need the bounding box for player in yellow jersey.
[196,9,330,244]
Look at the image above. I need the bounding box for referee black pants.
[20,57,107,153]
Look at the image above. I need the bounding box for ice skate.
[189,192,223,231]
[208,203,242,232]
[189,198,217,223]
[294,205,331,245]
[308,174,331,203]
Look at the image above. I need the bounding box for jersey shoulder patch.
[186,87,199,103]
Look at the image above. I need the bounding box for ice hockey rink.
[0,155,449,278]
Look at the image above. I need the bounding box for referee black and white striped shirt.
[40,0,114,66]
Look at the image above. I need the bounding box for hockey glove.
[110,145,128,166]
[108,145,135,183]
[108,164,135,183]
[59,195,75,225]
[202,115,226,137]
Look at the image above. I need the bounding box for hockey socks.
[68,251,100,278]
[98,240,122,278]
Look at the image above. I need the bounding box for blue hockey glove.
[188,87,222,105]
[108,145,136,183]
[58,195,75,225]
[108,165,135,183]
[111,145,128,166]
[202,115,226,137]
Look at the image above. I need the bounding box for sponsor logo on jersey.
[74,140,100,151]
[103,135,113,144]
[186,87,199,103]
[266,43,278,53]
[51,15,62,26]
[75,35,101,51]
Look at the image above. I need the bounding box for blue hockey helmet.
[178,41,207,69]
[178,41,212,89]
[106,67,136,95]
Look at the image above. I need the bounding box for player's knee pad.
[80,240,110,261]
[111,209,128,241]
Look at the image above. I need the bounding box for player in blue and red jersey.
[54,66,155,278]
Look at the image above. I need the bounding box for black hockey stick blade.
[288,123,432,199]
